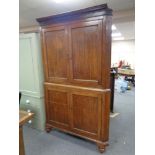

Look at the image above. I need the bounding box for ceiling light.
[112,32,122,37]
[112,25,117,30]
[113,37,125,41]
[54,0,68,3]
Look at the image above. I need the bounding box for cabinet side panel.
[101,91,110,141]
[102,17,112,89]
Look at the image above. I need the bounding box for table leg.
[19,126,25,155]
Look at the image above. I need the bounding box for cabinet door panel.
[42,26,69,83]
[71,91,102,139]
[19,37,36,93]
[45,86,70,130]
[70,21,102,87]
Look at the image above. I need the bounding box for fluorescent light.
[54,0,64,3]
[112,32,122,37]
[113,37,125,41]
[54,0,69,3]
[112,25,117,30]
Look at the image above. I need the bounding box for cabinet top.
[36,4,112,26]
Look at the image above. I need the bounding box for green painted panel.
[25,117,45,131]
[19,33,45,131]
[19,38,36,93]
[19,33,44,98]
[20,94,45,131]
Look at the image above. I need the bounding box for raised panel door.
[42,26,70,83]
[45,85,70,130]
[19,37,37,94]
[71,90,102,139]
[69,20,103,87]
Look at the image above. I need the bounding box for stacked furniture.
[19,33,45,130]
[37,4,112,153]
[118,68,135,86]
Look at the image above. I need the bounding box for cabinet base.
[46,123,109,153]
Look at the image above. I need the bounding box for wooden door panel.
[71,91,102,139]
[70,21,102,86]
[43,26,69,83]
[45,87,70,129]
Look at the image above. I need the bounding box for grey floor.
[23,88,135,155]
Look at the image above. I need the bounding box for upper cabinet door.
[69,20,103,87]
[42,26,70,83]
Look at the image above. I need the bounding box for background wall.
[111,40,135,69]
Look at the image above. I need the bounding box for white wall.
[111,40,135,69]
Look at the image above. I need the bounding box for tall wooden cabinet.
[37,4,112,153]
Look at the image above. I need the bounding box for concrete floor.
[23,88,135,155]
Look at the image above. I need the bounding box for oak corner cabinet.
[37,4,112,153]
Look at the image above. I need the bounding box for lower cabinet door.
[45,84,71,130]
[45,83,102,140]
[70,90,102,140]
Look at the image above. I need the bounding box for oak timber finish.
[43,26,69,83]
[70,20,102,86]
[37,4,112,26]
[46,89,70,130]
[71,93,102,139]
[19,110,34,126]
[44,83,110,146]
[37,4,112,153]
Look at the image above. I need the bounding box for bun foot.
[45,125,53,133]
[97,142,108,153]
